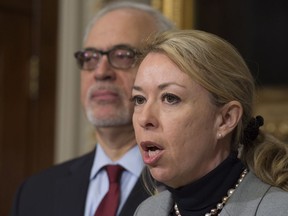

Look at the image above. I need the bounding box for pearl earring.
[218,133,222,139]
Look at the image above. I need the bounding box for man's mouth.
[90,90,118,102]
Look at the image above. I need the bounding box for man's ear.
[217,101,243,138]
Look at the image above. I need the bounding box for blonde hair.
[138,29,288,192]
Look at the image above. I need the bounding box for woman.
[131,30,288,216]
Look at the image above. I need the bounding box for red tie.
[94,165,124,216]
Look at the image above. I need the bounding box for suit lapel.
[54,151,95,216]
[119,176,150,216]
[51,148,149,216]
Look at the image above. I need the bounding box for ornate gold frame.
[151,0,195,29]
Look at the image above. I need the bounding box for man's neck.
[95,126,137,161]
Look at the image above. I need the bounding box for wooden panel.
[0,7,31,214]
[0,0,58,215]
[0,0,32,13]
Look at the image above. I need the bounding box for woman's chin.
[149,167,173,186]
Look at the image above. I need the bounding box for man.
[10,1,174,216]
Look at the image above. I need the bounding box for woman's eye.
[162,93,181,104]
[131,95,146,105]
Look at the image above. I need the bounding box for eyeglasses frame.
[74,44,139,71]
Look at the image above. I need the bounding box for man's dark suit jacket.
[10,150,150,216]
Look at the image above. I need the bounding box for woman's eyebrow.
[133,82,186,92]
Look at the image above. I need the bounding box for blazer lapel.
[54,151,95,216]
[221,172,271,216]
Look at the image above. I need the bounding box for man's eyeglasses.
[74,45,138,71]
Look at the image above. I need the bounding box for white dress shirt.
[84,144,144,216]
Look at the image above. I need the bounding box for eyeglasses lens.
[109,48,136,69]
[75,46,136,70]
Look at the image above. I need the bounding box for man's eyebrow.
[84,43,136,50]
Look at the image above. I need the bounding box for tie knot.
[105,165,123,183]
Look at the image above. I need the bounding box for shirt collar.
[90,144,144,180]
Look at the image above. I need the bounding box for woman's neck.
[167,152,245,216]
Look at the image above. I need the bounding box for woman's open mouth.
[140,141,164,165]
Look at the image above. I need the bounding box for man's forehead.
[84,9,157,48]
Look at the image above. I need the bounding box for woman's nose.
[137,103,158,130]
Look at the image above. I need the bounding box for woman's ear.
[217,101,243,138]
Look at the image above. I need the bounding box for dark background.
[196,0,288,86]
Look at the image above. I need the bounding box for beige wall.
[55,0,96,163]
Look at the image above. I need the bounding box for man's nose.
[92,55,116,81]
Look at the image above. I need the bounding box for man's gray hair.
[83,1,175,42]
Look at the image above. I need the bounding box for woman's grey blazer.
[134,172,288,216]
